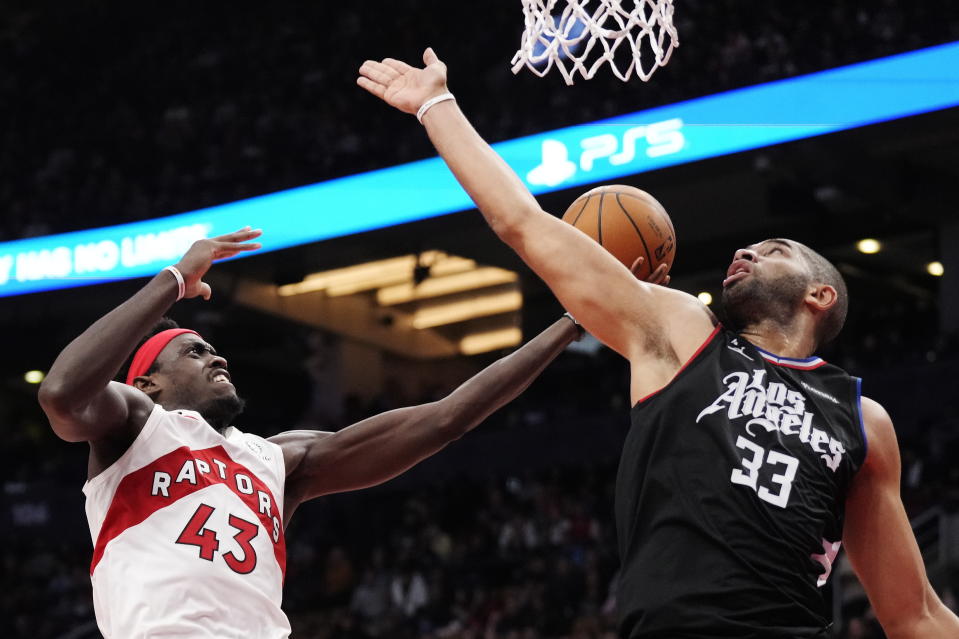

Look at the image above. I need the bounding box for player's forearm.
[285,318,578,499]
[421,100,543,243]
[435,317,579,437]
[417,100,663,358]
[39,272,177,411]
[923,603,959,637]
[882,599,959,639]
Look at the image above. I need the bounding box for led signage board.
[2,42,958,297]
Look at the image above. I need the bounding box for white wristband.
[563,312,585,339]
[416,92,455,124]
[163,265,186,301]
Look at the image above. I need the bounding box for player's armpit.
[270,406,458,522]
[267,428,334,525]
[843,397,959,638]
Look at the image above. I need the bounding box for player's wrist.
[416,91,455,124]
[162,265,186,301]
[563,312,585,340]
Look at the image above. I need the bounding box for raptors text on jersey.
[83,405,291,638]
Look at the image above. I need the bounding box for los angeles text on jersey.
[696,368,846,471]
[150,449,283,543]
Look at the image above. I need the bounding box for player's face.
[722,239,806,287]
[150,334,246,429]
[721,239,812,332]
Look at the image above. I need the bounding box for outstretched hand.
[173,227,262,300]
[631,256,671,286]
[357,48,449,115]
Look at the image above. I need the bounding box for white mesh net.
[511,0,679,85]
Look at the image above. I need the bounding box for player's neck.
[738,318,817,359]
[159,398,234,434]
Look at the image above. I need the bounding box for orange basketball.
[561,184,676,280]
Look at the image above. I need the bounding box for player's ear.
[132,375,161,399]
[805,283,838,313]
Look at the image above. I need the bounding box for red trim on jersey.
[634,324,722,405]
[774,360,827,370]
[756,351,827,370]
[90,445,286,578]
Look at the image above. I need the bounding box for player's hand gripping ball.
[561,184,676,280]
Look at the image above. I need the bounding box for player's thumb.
[423,47,440,67]
[199,281,212,301]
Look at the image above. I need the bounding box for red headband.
[126,328,200,385]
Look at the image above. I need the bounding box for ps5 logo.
[526,118,685,187]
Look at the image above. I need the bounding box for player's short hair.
[116,317,181,382]
[796,244,848,345]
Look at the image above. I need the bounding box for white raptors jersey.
[83,404,291,638]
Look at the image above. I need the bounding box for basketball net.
[511,0,679,85]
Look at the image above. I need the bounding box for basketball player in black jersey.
[359,50,959,637]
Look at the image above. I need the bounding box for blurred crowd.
[2,1,957,241]
[284,466,620,639]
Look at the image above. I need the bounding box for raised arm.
[272,316,581,521]
[843,397,959,638]
[357,50,714,392]
[38,228,262,444]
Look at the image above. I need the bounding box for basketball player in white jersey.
[38,228,668,638]
[357,50,959,637]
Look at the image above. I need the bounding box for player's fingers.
[212,238,261,251]
[357,76,386,99]
[629,256,646,278]
[382,57,413,75]
[649,263,669,285]
[423,47,440,66]
[359,61,395,86]
[358,60,377,78]
[213,227,261,242]
[664,275,671,286]
[210,227,249,241]
[213,243,260,259]
[359,59,386,73]
[359,60,394,82]
[217,231,260,244]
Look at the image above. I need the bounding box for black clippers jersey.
[615,326,867,639]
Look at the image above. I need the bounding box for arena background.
[2,2,959,637]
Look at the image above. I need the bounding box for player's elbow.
[430,399,478,442]
[876,589,941,639]
[37,381,87,442]
[488,216,522,246]
[881,615,933,639]
[488,203,544,247]
[38,378,69,416]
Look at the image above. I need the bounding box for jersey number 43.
[176,503,259,574]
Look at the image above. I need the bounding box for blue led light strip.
[3,41,958,297]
